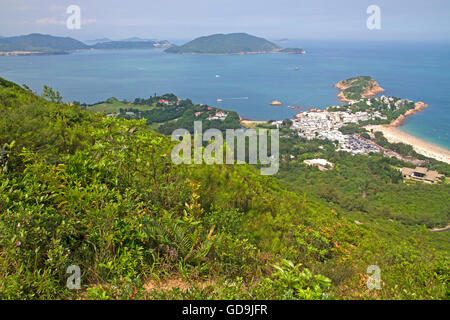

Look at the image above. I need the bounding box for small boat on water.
[215,74,221,78]
[217,98,223,102]
[295,66,300,71]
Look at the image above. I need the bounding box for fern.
[142,212,215,264]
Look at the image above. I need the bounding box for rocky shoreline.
[334,79,385,102]
[389,101,430,126]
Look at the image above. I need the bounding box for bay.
[0,39,448,148]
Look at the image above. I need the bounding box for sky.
[1,0,450,42]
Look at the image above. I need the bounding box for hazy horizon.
[1,0,450,42]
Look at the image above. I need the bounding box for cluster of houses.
[337,135,381,155]
[206,111,228,121]
[158,99,173,106]
[193,109,228,121]
[273,108,386,155]
[377,95,410,110]
[400,167,444,184]
[343,96,411,111]
[303,158,334,171]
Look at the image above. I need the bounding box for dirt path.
[430,224,450,232]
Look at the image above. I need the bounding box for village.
[272,96,448,183]
[273,103,388,155]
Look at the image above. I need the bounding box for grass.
[87,99,155,114]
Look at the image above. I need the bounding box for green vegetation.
[336,76,383,101]
[338,123,367,135]
[86,97,151,113]
[279,48,306,54]
[0,34,170,54]
[0,77,448,300]
[278,137,450,228]
[0,33,88,54]
[165,33,281,54]
[86,95,241,134]
[156,107,241,134]
[340,97,416,125]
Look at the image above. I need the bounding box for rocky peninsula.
[335,76,385,102]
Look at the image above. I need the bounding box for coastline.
[365,101,450,164]
[334,79,385,103]
[365,124,450,164]
[389,101,430,127]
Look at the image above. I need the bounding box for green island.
[0,34,170,55]
[334,76,385,102]
[90,40,170,50]
[0,33,303,56]
[0,33,88,55]
[279,48,306,54]
[0,77,448,300]
[165,33,305,55]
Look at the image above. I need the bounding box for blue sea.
[0,39,449,149]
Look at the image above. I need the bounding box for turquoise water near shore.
[0,40,449,148]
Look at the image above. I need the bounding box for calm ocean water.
[0,39,449,148]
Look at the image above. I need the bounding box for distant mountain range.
[165,33,304,55]
[91,40,170,50]
[0,33,88,54]
[0,34,170,55]
[120,37,155,42]
[84,38,112,45]
[0,33,303,56]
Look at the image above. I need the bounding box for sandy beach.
[365,101,450,164]
[365,124,450,164]
[239,118,267,128]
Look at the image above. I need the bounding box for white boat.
[217,98,223,102]
[215,74,221,78]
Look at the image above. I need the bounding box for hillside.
[165,33,285,54]
[0,34,170,54]
[0,77,448,300]
[0,33,89,54]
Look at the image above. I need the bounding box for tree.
[42,85,62,103]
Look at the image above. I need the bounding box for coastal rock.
[389,102,430,127]
[269,100,283,106]
[334,76,385,102]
